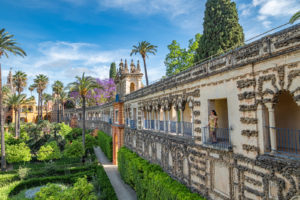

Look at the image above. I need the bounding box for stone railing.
[125,23,300,101]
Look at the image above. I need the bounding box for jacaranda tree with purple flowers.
[70,78,116,107]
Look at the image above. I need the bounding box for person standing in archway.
[209,110,218,143]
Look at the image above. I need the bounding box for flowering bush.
[70,78,116,106]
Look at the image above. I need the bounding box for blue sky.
[0,0,299,96]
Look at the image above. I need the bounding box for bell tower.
[115,59,143,101]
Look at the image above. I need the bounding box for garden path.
[93,147,137,200]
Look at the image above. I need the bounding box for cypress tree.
[196,0,244,62]
[109,62,116,79]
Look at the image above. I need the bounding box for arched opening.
[6,116,12,124]
[183,103,192,136]
[130,82,135,93]
[274,91,300,154]
[28,106,33,112]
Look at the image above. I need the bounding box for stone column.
[266,103,277,153]
[181,108,184,135]
[191,107,194,137]
[158,109,161,131]
[163,109,166,133]
[176,108,179,135]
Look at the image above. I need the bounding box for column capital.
[265,102,274,110]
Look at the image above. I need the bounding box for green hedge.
[97,131,113,161]
[118,147,206,200]
[8,168,95,196]
[96,165,117,200]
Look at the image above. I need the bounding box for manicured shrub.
[66,128,82,141]
[35,176,96,200]
[96,165,117,200]
[85,134,98,152]
[58,122,72,137]
[64,140,85,159]
[118,147,205,200]
[37,141,62,161]
[17,167,30,180]
[6,142,31,164]
[97,131,113,161]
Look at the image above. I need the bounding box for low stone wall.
[77,120,112,136]
[124,128,300,200]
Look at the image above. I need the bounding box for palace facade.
[64,24,300,200]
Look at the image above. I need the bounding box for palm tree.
[13,71,27,138]
[0,28,26,171]
[130,41,157,86]
[59,91,68,122]
[68,73,101,162]
[29,84,35,97]
[52,80,64,122]
[3,94,28,138]
[42,93,52,120]
[290,11,300,24]
[33,74,49,121]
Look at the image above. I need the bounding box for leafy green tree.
[68,73,101,159]
[70,176,97,200]
[32,74,49,121]
[165,34,201,76]
[196,0,244,61]
[109,62,117,79]
[290,11,300,24]
[64,140,84,159]
[37,141,61,161]
[6,142,31,163]
[130,41,157,86]
[0,28,26,171]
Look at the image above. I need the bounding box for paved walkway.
[93,147,137,200]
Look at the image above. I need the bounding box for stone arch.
[274,90,300,130]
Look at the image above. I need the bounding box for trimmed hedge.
[96,165,117,200]
[8,168,96,196]
[97,131,113,161]
[118,147,206,200]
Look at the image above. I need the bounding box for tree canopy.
[195,0,244,62]
[165,34,201,76]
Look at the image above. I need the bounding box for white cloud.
[253,0,300,19]
[1,41,131,95]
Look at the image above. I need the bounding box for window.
[115,110,119,124]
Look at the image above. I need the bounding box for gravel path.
[94,147,137,200]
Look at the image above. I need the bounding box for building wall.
[64,24,300,200]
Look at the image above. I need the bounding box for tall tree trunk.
[57,99,60,123]
[46,104,48,121]
[40,94,43,120]
[37,93,40,121]
[17,90,20,138]
[0,64,7,171]
[82,96,86,163]
[14,109,17,137]
[142,56,149,86]
[62,101,64,122]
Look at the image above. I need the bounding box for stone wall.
[64,24,300,200]
[125,128,300,200]
[77,120,112,136]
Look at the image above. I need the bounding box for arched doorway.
[274,91,300,154]
[130,82,135,93]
